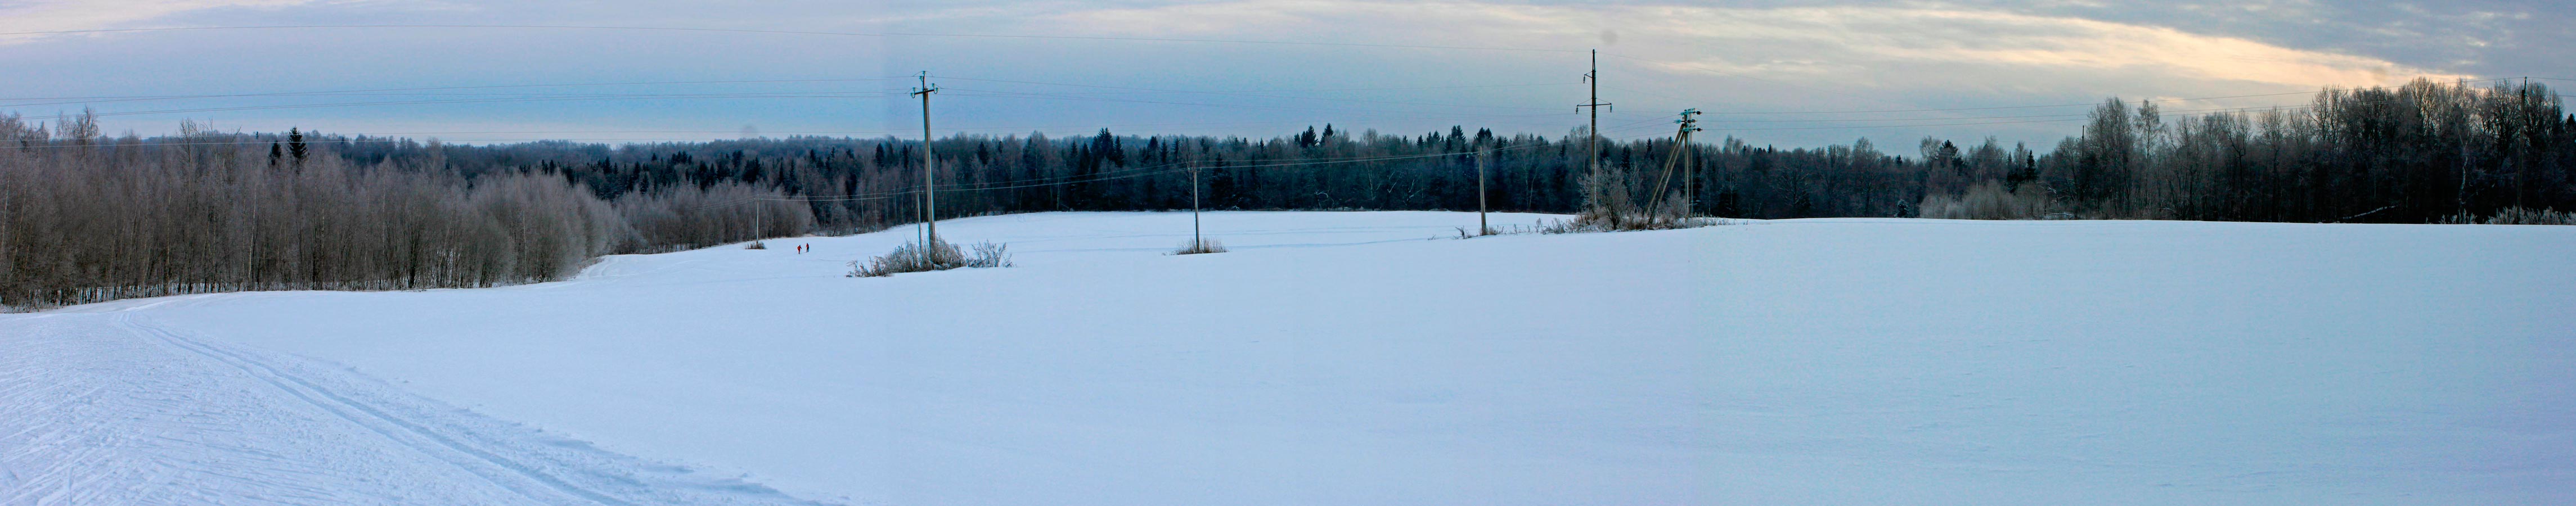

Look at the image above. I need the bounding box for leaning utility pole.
[1676,109,1703,217]
[913,71,940,245]
[1577,49,1612,186]
[1647,115,1685,217]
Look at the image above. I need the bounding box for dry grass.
[848,238,1011,277]
[1476,216,1730,236]
[2448,207,2576,225]
[1170,238,1228,255]
[1560,209,1700,232]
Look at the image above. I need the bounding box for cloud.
[0,0,314,42]
[2,0,2518,146]
[1025,1,2466,89]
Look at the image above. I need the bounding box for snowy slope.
[7,211,2575,505]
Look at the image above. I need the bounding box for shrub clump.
[1916,181,2057,220]
[745,240,767,250]
[1170,238,1227,255]
[1538,214,1721,234]
[1562,164,1702,232]
[1563,210,1697,231]
[2474,207,2576,225]
[848,238,1011,277]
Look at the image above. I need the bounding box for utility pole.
[1477,148,1491,235]
[1676,109,1703,218]
[1646,109,1702,219]
[1192,164,1203,250]
[913,71,940,246]
[1577,49,1612,193]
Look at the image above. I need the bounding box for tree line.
[2040,79,2571,223]
[349,79,2566,224]
[0,115,807,308]
[2,79,2565,307]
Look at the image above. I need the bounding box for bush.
[848,238,1011,277]
[745,240,767,250]
[2458,207,2576,225]
[1566,164,1703,231]
[1917,181,2056,220]
[1171,238,1227,255]
[1564,209,1696,231]
[1538,213,1720,234]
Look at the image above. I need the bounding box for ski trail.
[115,314,616,506]
[2,313,505,505]
[0,313,840,506]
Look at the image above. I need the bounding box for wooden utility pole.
[1477,148,1491,235]
[912,71,940,245]
[1192,164,1203,250]
[1577,49,1612,187]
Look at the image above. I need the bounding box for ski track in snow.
[0,307,837,506]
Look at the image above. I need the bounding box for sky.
[0,0,2561,148]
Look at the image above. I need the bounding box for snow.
[7,211,2575,505]
[0,306,834,505]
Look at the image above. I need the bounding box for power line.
[934,94,1579,128]
[1697,82,2523,116]
[2,75,1586,135]
[923,78,1580,96]
[366,130,900,135]
[932,75,1574,112]
[1601,112,1683,131]
[14,86,2503,145]
[1596,51,1944,119]
[1615,83,2540,133]
[0,110,1590,147]
[688,142,1562,210]
[0,77,906,106]
[1692,97,2430,133]
[1597,51,2527,117]
[901,142,1555,197]
[857,116,1555,137]
[24,92,2429,148]
[1595,84,1698,105]
[1702,118,2087,132]
[11,92,905,120]
[0,25,1581,53]
[942,87,1574,118]
[3,136,900,148]
[1695,101,2356,124]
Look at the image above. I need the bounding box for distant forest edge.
[2,79,2569,307]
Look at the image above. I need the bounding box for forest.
[2,79,2568,308]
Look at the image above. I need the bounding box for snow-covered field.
[5,211,2573,505]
